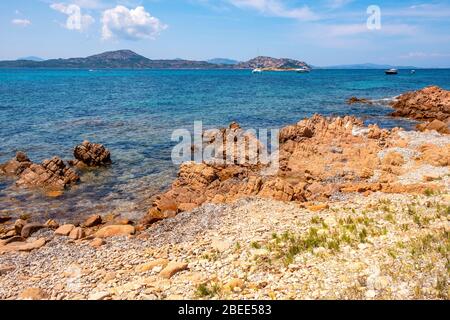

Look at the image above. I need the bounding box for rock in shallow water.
[16,156,79,191]
[390,85,450,123]
[83,214,102,228]
[70,140,111,167]
[0,152,32,176]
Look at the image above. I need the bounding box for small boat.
[385,68,398,75]
[295,67,311,73]
[411,70,416,74]
[252,68,263,74]
[89,69,94,72]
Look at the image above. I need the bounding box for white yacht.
[295,67,311,73]
[385,68,398,75]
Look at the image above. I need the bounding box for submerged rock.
[346,97,373,105]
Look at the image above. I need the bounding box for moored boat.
[385,68,398,75]
[295,67,311,73]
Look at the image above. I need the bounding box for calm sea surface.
[1,68,449,221]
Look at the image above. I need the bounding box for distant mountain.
[207,58,239,65]
[0,50,310,70]
[0,50,220,69]
[236,56,310,69]
[319,63,418,69]
[18,56,44,62]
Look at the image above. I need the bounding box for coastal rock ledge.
[141,113,450,227]
[390,85,450,133]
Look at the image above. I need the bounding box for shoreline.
[1,85,449,300]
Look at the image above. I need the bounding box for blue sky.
[1,0,450,67]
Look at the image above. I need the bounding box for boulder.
[0,152,32,176]
[94,225,135,238]
[0,238,46,253]
[159,261,188,279]
[14,219,27,235]
[83,214,102,228]
[140,208,177,226]
[71,141,111,167]
[16,157,79,191]
[21,223,45,238]
[55,224,75,236]
[68,227,85,240]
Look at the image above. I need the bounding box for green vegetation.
[263,210,386,266]
[195,282,222,298]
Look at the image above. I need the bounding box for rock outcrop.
[70,141,111,167]
[16,157,79,191]
[0,152,32,176]
[1,141,111,194]
[140,113,450,227]
[390,86,450,133]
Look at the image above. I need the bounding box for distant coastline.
[0,50,311,70]
[1,49,437,70]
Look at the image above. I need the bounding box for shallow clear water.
[1,68,449,221]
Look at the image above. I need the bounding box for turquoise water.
[1,68,449,221]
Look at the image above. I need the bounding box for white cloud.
[101,6,167,41]
[12,19,31,27]
[228,0,318,20]
[50,3,95,31]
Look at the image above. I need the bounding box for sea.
[1,68,449,221]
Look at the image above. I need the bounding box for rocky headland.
[0,86,449,300]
